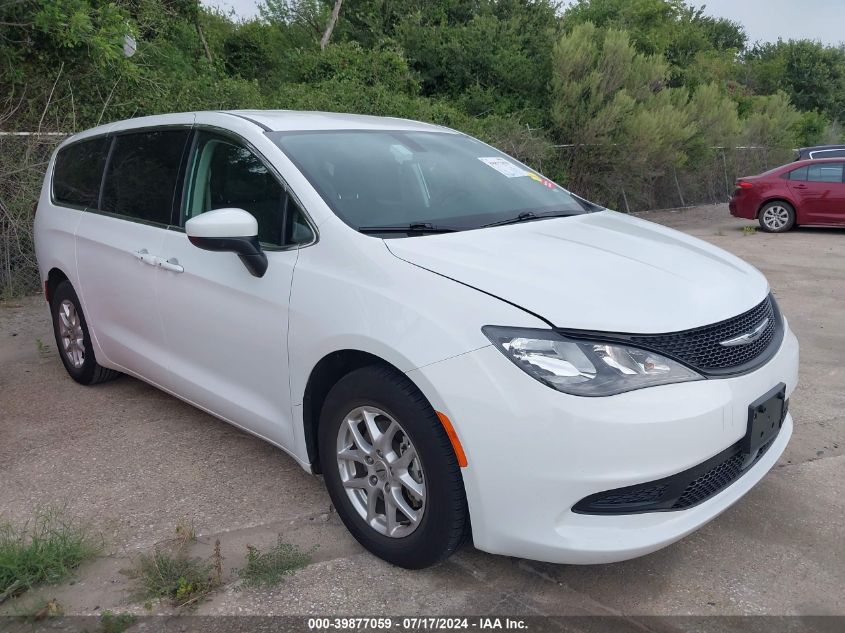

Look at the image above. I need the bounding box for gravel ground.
[0,203,843,619]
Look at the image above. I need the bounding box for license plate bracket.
[743,383,787,455]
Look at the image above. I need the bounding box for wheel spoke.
[398,471,424,499]
[337,446,367,464]
[346,417,374,455]
[377,420,399,453]
[365,489,378,523]
[361,408,383,447]
[394,445,417,469]
[342,476,370,490]
[389,487,420,526]
[384,493,399,536]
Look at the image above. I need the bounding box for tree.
[744,40,845,124]
[319,0,343,50]
[564,0,747,86]
[550,23,697,208]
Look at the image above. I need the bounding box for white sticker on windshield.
[478,156,528,178]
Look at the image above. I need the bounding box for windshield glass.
[271,130,596,233]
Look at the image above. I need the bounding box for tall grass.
[0,508,100,600]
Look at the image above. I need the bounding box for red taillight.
[737,181,754,189]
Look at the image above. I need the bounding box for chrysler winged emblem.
[719,318,770,347]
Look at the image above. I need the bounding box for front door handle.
[793,184,807,189]
[159,257,184,274]
[133,249,159,266]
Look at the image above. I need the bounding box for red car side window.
[806,163,844,183]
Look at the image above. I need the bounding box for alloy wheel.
[762,205,791,231]
[336,405,426,538]
[57,299,85,368]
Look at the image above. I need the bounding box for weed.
[741,225,757,235]
[35,337,50,356]
[127,547,219,609]
[236,536,312,589]
[0,508,100,601]
[97,610,137,633]
[11,597,63,621]
[174,518,196,548]
[212,539,223,586]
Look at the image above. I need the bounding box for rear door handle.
[793,184,807,189]
[159,258,184,274]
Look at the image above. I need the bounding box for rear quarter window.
[787,166,808,181]
[52,137,110,208]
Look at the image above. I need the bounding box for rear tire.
[318,364,468,569]
[50,281,121,385]
[758,201,795,233]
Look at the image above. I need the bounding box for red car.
[729,158,845,232]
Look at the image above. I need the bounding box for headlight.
[482,326,702,396]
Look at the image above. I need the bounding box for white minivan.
[35,111,799,569]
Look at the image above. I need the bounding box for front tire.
[758,201,795,233]
[50,281,120,385]
[318,365,468,568]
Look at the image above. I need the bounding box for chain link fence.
[0,133,66,298]
[552,145,796,213]
[0,132,796,299]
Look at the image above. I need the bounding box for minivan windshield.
[271,130,597,234]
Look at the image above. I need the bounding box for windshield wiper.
[358,222,459,234]
[481,210,581,228]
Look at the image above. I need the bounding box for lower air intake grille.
[572,432,781,515]
[670,439,774,510]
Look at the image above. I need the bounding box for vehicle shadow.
[793,225,845,235]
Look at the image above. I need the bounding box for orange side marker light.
[436,411,468,468]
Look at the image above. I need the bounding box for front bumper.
[408,324,799,564]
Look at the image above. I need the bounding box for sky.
[203,0,844,46]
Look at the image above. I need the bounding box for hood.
[385,210,769,334]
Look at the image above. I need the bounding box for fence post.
[1,201,11,298]
[620,187,631,213]
[672,167,685,208]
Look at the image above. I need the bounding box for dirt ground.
[1,203,843,619]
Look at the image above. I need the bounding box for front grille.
[572,429,781,515]
[627,295,780,374]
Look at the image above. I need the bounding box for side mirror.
[186,208,268,278]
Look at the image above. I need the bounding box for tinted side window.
[812,150,845,159]
[807,163,844,183]
[101,130,190,224]
[788,166,808,181]
[53,137,110,207]
[185,132,313,246]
